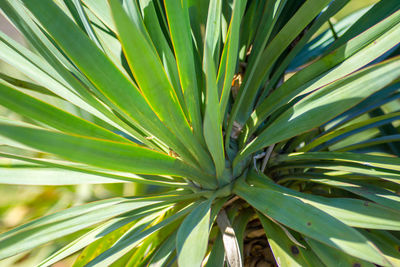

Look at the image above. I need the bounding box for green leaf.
[339,134,400,153]
[248,172,400,231]
[229,0,332,131]
[201,0,226,179]
[138,0,185,110]
[74,209,164,267]
[277,162,400,186]
[71,0,104,49]
[300,112,400,152]
[0,6,152,147]
[0,81,127,143]
[203,45,225,180]
[306,238,374,267]
[1,1,119,110]
[258,212,323,267]
[204,0,222,62]
[0,166,127,185]
[0,151,184,187]
[0,196,176,259]
[245,0,286,69]
[176,199,213,267]
[218,0,245,121]
[328,0,400,52]
[234,174,389,265]
[237,57,400,164]
[108,0,214,173]
[163,0,203,139]
[277,172,400,212]
[0,123,216,187]
[254,0,350,111]
[85,6,127,71]
[360,230,400,266]
[273,151,400,171]
[38,209,163,267]
[204,232,225,267]
[273,151,400,185]
[18,0,200,167]
[231,208,253,253]
[0,73,57,97]
[308,198,400,231]
[244,9,400,141]
[86,203,193,266]
[237,0,265,60]
[82,0,116,32]
[147,232,176,267]
[0,29,109,126]
[124,201,183,265]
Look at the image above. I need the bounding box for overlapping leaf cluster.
[0,0,400,266]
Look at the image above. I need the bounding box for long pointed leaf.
[176,199,213,267]
[0,81,127,143]
[258,212,323,267]
[203,45,225,180]
[234,176,388,265]
[244,10,400,141]
[0,123,216,187]
[164,0,203,139]
[237,57,400,164]
[0,196,177,259]
[19,0,202,167]
[108,0,214,173]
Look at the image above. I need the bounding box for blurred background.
[0,0,380,266]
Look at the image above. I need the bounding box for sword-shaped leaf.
[248,172,400,231]
[306,238,374,267]
[176,198,213,267]
[234,175,389,265]
[0,196,180,259]
[203,45,225,179]
[0,123,217,187]
[19,0,203,168]
[164,0,203,139]
[244,10,400,141]
[237,57,400,164]
[0,82,127,143]
[258,212,323,267]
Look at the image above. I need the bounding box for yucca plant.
[1,0,400,266]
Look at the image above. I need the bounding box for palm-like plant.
[1,0,400,266]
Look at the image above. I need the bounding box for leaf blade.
[0,123,214,187]
[237,57,400,164]
[234,174,389,265]
[176,199,213,267]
